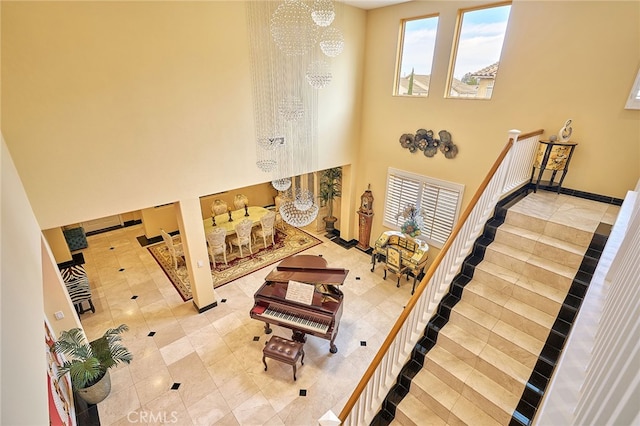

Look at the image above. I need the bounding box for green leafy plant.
[319,167,342,221]
[52,324,132,390]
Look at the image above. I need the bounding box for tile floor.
[79,224,414,425]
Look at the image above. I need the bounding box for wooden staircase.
[382,194,608,425]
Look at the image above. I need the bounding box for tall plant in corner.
[319,167,342,231]
[52,324,132,404]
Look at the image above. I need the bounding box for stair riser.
[472,267,516,296]
[493,228,537,254]
[437,333,482,367]
[474,356,527,397]
[423,358,467,394]
[499,308,550,341]
[521,262,573,292]
[486,332,540,370]
[543,221,593,247]
[460,289,505,319]
[409,384,452,423]
[448,309,492,342]
[504,211,546,234]
[511,283,562,317]
[532,239,584,270]
[461,384,512,425]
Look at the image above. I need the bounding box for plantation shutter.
[384,172,420,227]
[383,168,464,248]
[419,183,460,245]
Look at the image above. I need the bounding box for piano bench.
[262,336,305,381]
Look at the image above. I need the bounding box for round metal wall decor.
[398,128,458,159]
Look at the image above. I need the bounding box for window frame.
[383,167,464,248]
[393,13,440,97]
[625,68,640,110]
[445,1,512,100]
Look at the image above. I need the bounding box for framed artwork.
[45,318,76,426]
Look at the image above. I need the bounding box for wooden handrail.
[338,129,543,422]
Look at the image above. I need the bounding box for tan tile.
[186,389,231,425]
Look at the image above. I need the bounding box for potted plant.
[52,324,133,404]
[319,167,342,232]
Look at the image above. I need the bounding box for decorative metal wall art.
[399,129,459,159]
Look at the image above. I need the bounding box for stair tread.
[451,299,500,330]
[411,368,461,412]
[479,343,531,384]
[475,260,520,285]
[491,320,545,356]
[395,392,447,426]
[439,323,487,358]
[464,280,511,306]
[503,297,555,329]
[514,275,566,305]
[450,395,503,426]
[463,369,521,415]
[425,346,475,386]
[488,241,578,279]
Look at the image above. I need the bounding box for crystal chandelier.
[319,27,344,57]
[272,178,292,192]
[311,0,335,27]
[248,1,344,227]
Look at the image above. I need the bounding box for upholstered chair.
[211,199,228,216]
[254,211,276,248]
[233,194,249,210]
[274,193,285,230]
[160,229,185,270]
[230,218,253,257]
[383,246,410,288]
[205,227,228,268]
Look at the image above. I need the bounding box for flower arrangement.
[397,204,423,238]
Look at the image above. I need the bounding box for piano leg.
[263,322,272,334]
[370,252,377,272]
[329,335,338,354]
[292,330,307,344]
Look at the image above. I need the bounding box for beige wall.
[199,182,278,220]
[42,227,73,264]
[1,1,364,230]
[358,0,640,247]
[1,138,49,425]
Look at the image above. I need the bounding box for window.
[447,2,511,99]
[625,68,640,110]
[394,15,439,96]
[383,168,464,247]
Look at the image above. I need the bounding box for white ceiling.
[342,0,411,10]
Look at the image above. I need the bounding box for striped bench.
[59,264,95,315]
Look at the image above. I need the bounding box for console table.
[530,140,578,193]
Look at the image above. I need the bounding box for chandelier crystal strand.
[271,0,318,56]
[272,178,291,192]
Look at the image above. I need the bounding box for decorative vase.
[77,370,111,405]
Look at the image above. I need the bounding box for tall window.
[383,168,464,247]
[395,15,439,96]
[447,2,511,99]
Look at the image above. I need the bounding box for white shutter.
[383,172,420,227]
[383,168,464,248]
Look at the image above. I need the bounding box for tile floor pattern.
[79,224,413,425]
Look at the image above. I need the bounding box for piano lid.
[264,255,349,286]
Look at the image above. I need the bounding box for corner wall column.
[175,198,217,312]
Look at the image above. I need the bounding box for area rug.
[148,226,322,301]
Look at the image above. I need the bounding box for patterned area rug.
[148,226,322,301]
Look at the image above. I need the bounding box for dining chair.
[274,193,286,230]
[211,199,228,216]
[383,246,410,288]
[205,227,228,267]
[229,218,253,257]
[254,211,276,248]
[233,194,249,210]
[160,229,185,270]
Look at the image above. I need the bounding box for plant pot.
[77,370,111,405]
[323,216,337,232]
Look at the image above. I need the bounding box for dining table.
[203,206,271,236]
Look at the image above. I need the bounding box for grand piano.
[250,255,348,353]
